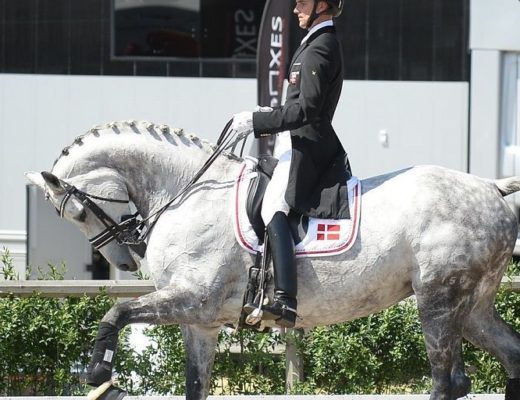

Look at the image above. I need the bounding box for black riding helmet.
[326,0,344,17]
[307,0,344,28]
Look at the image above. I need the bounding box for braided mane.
[52,120,229,167]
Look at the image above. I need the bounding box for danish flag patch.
[317,224,341,241]
[290,71,299,85]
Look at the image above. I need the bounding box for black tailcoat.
[253,25,351,219]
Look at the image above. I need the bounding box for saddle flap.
[245,155,278,243]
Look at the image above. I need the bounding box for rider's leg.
[262,211,297,328]
[257,148,297,328]
[260,147,292,227]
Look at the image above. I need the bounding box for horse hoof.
[87,382,126,400]
[452,375,471,399]
[506,378,520,400]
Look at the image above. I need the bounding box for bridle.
[53,119,243,259]
[57,181,147,257]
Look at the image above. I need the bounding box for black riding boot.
[262,212,297,328]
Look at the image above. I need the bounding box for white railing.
[1,278,519,297]
[0,280,154,297]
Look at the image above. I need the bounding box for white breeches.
[261,132,292,226]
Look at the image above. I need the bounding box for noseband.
[58,182,146,256]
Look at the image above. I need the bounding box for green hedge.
[1,248,519,395]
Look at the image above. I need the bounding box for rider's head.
[293,0,343,30]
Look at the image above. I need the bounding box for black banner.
[253,0,293,155]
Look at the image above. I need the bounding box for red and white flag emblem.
[317,223,341,241]
[290,71,299,85]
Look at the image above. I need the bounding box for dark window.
[4,21,36,73]
[337,0,469,81]
[432,0,469,81]
[336,0,367,79]
[36,22,69,74]
[4,0,37,23]
[70,19,103,75]
[367,0,401,80]
[111,0,265,78]
[0,0,469,81]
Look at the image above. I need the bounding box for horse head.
[25,169,141,272]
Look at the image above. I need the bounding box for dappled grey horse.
[26,121,520,400]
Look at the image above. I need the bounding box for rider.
[232,0,351,328]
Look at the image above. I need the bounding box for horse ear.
[25,171,47,191]
[41,171,66,194]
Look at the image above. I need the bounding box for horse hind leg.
[415,285,472,400]
[463,304,520,400]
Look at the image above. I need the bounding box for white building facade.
[0,0,518,277]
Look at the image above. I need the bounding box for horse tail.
[495,176,520,197]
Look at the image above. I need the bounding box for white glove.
[254,105,273,113]
[232,111,254,140]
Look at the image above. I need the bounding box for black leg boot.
[262,212,297,328]
[86,322,127,400]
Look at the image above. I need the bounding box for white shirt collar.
[301,20,334,45]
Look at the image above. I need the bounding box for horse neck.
[122,144,238,219]
[54,123,239,219]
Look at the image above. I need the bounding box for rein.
[136,118,240,240]
[56,119,244,257]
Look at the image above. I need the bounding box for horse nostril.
[119,264,130,271]
[118,263,138,272]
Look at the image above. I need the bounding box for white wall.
[0,74,469,271]
[471,0,520,52]
[469,50,502,178]
[0,231,26,279]
[337,81,469,179]
[0,74,257,234]
[469,0,520,180]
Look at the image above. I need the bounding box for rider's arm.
[252,41,334,137]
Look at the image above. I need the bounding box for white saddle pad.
[233,158,361,258]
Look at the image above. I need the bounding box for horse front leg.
[86,285,222,400]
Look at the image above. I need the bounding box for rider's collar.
[301,20,334,45]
